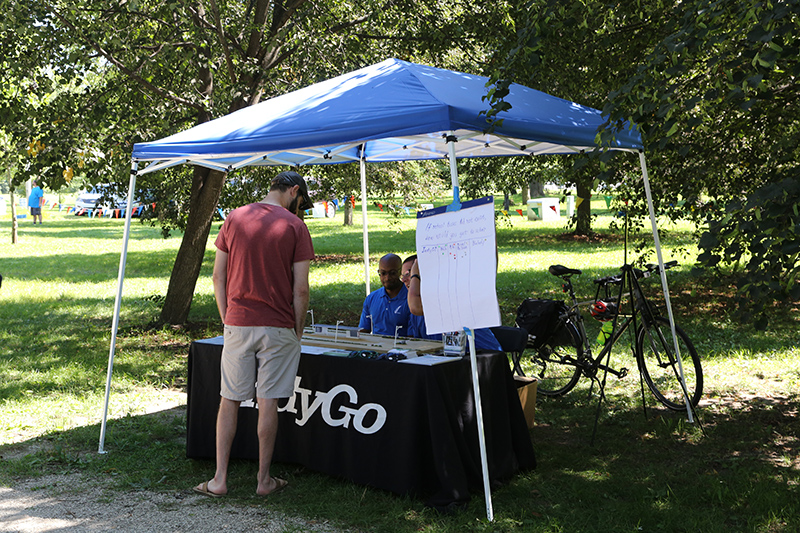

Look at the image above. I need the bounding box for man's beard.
[384,279,403,291]
[288,196,300,215]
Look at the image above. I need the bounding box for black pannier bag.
[515,298,571,349]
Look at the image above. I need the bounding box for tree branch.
[205,0,238,85]
[48,6,205,112]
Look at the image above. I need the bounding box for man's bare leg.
[195,397,240,496]
[255,397,281,495]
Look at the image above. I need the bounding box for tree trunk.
[503,191,511,211]
[9,178,18,244]
[343,197,353,226]
[159,166,227,324]
[575,175,593,235]
[529,180,544,198]
[159,23,227,325]
[521,183,529,205]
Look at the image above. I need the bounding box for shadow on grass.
[0,216,162,239]
[1,392,797,532]
[519,391,800,532]
[0,297,190,400]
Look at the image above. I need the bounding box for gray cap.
[275,171,313,211]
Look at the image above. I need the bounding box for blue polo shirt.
[358,285,411,336]
[474,328,502,352]
[408,313,442,341]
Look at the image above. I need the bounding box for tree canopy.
[484,0,800,326]
[5,0,796,327]
[2,0,514,323]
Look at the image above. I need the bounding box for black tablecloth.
[187,338,535,509]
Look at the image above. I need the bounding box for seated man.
[358,253,411,336]
[406,257,502,352]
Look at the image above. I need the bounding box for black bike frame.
[560,263,665,379]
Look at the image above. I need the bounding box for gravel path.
[0,473,348,533]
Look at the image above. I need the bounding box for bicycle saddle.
[549,264,582,277]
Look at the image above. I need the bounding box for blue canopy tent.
[129,57,645,297]
[100,59,691,516]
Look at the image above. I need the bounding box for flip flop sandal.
[193,481,225,498]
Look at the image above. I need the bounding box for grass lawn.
[1,194,798,532]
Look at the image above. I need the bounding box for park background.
[2,0,799,530]
[1,191,798,532]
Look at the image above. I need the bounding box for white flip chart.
[415,196,501,335]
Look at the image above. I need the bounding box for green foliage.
[1,0,521,323]
[483,0,800,325]
[696,178,800,329]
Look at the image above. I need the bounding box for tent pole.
[465,327,494,521]
[359,148,371,296]
[98,159,138,453]
[638,151,693,422]
[443,133,492,519]
[445,132,461,210]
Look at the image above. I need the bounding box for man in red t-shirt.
[194,171,314,498]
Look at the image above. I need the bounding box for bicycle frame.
[526,261,702,424]
[558,263,668,379]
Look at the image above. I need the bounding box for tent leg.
[465,327,494,521]
[638,151,693,422]
[445,132,462,211]
[360,152,371,296]
[98,160,138,453]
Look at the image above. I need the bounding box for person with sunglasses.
[401,254,441,341]
[193,171,314,499]
[358,253,411,336]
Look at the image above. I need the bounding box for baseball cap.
[275,171,313,211]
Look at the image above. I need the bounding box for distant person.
[193,171,314,499]
[28,181,44,225]
[406,257,502,351]
[358,253,410,336]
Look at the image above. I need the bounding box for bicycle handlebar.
[594,261,678,285]
[551,261,678,286]
[593,274,622,286]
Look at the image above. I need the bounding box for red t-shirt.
[215,203,315,327]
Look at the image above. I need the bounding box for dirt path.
[0,473,346,533]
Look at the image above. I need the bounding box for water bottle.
[596,321,614,346]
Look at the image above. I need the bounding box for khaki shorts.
[220,325,301,401]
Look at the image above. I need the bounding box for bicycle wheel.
[516,321,583,396]
[636,317,703,410]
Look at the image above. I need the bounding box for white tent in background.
[100,58,691,520]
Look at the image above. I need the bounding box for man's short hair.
[380,253,401,265]
[403,254,417,266]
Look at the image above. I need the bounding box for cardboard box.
[514,375,537,428]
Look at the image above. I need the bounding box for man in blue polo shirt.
[358,253,410,336]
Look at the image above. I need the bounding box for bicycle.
[513,261,703,412]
